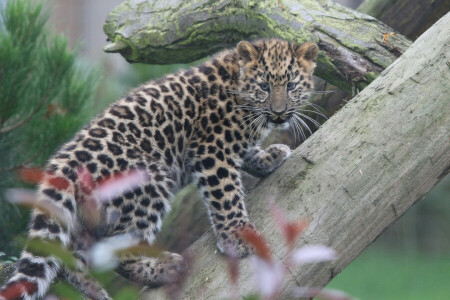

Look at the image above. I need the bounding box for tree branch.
[103,0,411,92]
[143,12,450,299]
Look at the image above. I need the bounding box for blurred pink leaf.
[252,256,284,299]
[5,188,68,227]
[94,170,149,203]
[291,245,338,265]
[239,227,272,262]
[0,280,38,300]
[223,246,240,292]
[77,166,95,195]
[18,167,70,191]
[89,234,140,271]
[269,202,308,250]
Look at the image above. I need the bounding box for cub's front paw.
[216,223,257,258]
[266,144,291,167]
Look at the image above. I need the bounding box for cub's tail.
[0,251,60,300]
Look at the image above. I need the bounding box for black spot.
[135,208,147,217]
[33,214,48,230]
[118,123,127,133]
[62,166,77,182]
[43,188,62,201]
[112,132,126,144]
[87,163,97,173]
[225,130,233,143]
[216,151,224,161]
[17,258,46,278]
[177,136,184,152]
[140,138,153,153]
[202,157,215,169]
[216,139,224,149]
[163,125,175,143]
[122,203,135,214]
[232,194,240,205]
[152,201,165,211]
[110,105,135,120]
[224,184,235,192]
[63,199,74,212]
[164,149,173,166]
[154,130,165,150]
[128,123,141,138]
[207,175,220,186]
[97,118,116,129]
[233,144,240,153]
[199,65,214,75]
[98,154,114,168]
[170,82,184,98]
[208,145,217,154]
[223,200,232,210]
[157,184,169,198]
[136,220,149,228]
[89,128,107,138]
[48,223,60,233]
[148,214,158,223]
[135,106,153,126]
[143,87,160,99]
[116,158,128,170]
[120,215,132,223]
[214,126,223,134]
[75,150,92,162]
[107,142,123,155]
[234,131,243,141]
[218,66,230,81]
[211,201,221,210]
[127,148,140,159]
[112,197,124,207]
[144,184,160,198]
[140,197,150,207]
[227,212,235,220]
[217,167,229,178]
[211,189,224,200]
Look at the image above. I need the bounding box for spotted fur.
[0,39,318,299]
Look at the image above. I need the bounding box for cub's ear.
[237,41,259,63]
[296,42,319,61]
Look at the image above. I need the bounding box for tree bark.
[103,0,411,93]
[143,13,450,299]
[358,0,450,40]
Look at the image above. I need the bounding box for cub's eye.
[287,82,297,91]
[259,82,270,92]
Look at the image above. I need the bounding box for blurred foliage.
[328,248,450,300]
[0,0,99,255]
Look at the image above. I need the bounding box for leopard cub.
[1,38,318,299]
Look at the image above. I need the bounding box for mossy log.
[144,13,450,299]
[103,0,411,93]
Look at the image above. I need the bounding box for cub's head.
[236,39,318,129]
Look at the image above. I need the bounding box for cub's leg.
[106,174,187,287]
[194,159,255,257]
[117,251,186,287]
[62,268,111,300]
[242,144,291,177]
[0,179,77,299]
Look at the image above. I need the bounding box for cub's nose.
[270,103,287,116]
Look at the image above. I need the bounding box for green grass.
[326,248,450,300]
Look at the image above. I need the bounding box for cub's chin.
[268,118,290,129]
